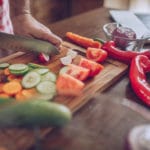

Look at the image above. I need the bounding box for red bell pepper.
[129,55,150,106]
[86,47,108,63]
[102,41,150,64]
[66,32,101,48]
[38,53,50,63]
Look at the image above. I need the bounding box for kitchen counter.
[28,8,150,150]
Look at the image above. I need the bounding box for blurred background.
[30,0,103,25]
[30,0,150,25]
[104,0,150,12]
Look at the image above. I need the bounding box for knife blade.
[0,32,59,55]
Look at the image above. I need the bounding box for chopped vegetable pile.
[0,62,57,101]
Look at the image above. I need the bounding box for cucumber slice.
[10,67,29,75]
[41,72,57,82]
[0,63,10,69]
[22,72,41,88]
[9,64,28,72]
[28,63,46,69]
[34,68,49,75]
[36,94,55,101]
[36,81,56,96]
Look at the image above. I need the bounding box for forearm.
[9,0,62,46]
[9,0,30,17]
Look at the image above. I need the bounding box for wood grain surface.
[34,8,150,150]
[1,8,150,150]
[0,41,128,150]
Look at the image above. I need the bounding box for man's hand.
[11,14,62,47]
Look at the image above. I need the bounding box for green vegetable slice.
[10,67,29,75]
[28,63,46,69]
[22,71,41,88]
[34,68,49,75]
[93,37,105,44]
[36,94,55,101]
[41,72,57,82]
[0,63,10,69]
[36,81,56,95]
[9,64,28,72]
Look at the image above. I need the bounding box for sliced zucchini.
[22,71,41,88]
[9,63,28,72]
[41,72,57,82]
[0,63,10,69]
[28,63,46,69]
[10,67,29,75]
[36,94,55,101]
[36,81,56,96]
[34,68,49,75]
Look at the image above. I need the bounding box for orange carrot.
[7,74,22,82]
[66,32,102,48]
[7,74,17,81]
[22,89,37,98]
[4,68,11,76]
[0,84,4,93]
[15,92,26,101]
[2,81,22,95]
[15,89,37,100]
[0,93,10,98]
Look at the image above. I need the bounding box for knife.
[0,32,59,55]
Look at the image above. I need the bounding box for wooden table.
[27,8,150,150]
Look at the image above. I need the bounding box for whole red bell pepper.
[129,55,150,106]
[102,41,150,64]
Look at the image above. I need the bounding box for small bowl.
[103,22,149,51]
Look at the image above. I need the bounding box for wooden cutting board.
[0,42,128,150]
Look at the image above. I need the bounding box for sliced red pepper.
[66,64,90,81]
[66,32,101,48]
[102,41,150,64]
[86,47,108,63]
[38,53,50,63]
[79,57,104,77]
[129,55,150,106]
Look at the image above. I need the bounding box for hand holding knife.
[0,32,60,55]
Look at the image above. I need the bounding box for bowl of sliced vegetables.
[103,22,149,51]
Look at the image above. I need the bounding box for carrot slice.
[15,88,37,100]
[2,81,22,95]
[22,89,37,98]
[15,92,26,101]
[0,93,10,98]
[66,32,102,48]
[7,74,22,82]
[7,74,17,81]
[4,68,11,76]
[0,84,4,93]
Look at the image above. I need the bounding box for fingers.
[12,14,62,48]
[43,31,62,47]
[30,27,62,47]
